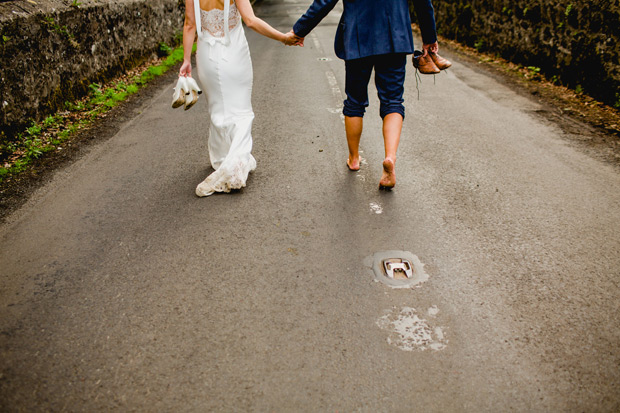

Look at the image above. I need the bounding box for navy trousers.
[343,53,407,119]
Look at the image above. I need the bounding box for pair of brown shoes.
[412,50,452,74]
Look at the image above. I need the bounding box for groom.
[291,0,439,189]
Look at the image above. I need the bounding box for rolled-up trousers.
[343,53,407,119]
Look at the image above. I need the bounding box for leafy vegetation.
[42,16,74,40]
[158,42,173,57]
[526,66,542,80]
[0,42,191,182]
[474,38,485,52]
[41,16,79,48]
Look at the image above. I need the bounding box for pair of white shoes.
[172,76,202,110]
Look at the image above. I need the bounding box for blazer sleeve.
[293,0,340,38]
[411,0,438,45]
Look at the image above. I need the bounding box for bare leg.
[379,112,403,188]
[345,116,363,171]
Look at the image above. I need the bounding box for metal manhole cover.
[364,250,428,288]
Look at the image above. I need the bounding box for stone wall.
[411,0,620,107]
[0,0,185,140]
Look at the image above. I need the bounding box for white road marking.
[325,71,343,100]
[310,33,322,51]
[324,72,344,122]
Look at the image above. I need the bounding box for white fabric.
[194,0,256,196]
[200,5,240,39]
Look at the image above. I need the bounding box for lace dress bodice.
[200,1,240,38]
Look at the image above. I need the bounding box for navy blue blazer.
[293,0,438,61]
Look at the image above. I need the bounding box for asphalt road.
[1,0,619,411]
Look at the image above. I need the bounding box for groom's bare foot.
[347,156,360,171]
[379,158,396,189]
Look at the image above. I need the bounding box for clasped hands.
[282,30,304,46]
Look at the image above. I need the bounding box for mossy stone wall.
[0,0,185,140]
[411,0,620,107]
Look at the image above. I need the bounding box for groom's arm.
[411,0,438,45]
[292,0,340,38]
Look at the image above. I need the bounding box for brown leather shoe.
[412,50,440,74]
[429,52,452,70]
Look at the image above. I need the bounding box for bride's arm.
[180,0,197,76]
[235,0,298,44]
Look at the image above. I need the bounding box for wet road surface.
[1,0,619,410]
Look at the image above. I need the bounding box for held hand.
[422,42,439,56]
[291,30,305,47]
[282,30,304,46]
[179,60,192,77]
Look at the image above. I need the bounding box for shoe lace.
[413,70,437,101]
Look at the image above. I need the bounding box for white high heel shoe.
[171,76,188,109]
[184,76,202,110]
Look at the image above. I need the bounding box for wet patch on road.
[369,202,383,214]
[377,306,447,352]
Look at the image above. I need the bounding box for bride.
[179,0,300,197]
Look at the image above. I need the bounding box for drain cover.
[364,250,428,288]
[383,258,414,279]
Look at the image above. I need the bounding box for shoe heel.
[184,76,202,110]
[184,90,199,110]
[185,77,202,95]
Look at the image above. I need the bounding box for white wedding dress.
[193,0,256,197]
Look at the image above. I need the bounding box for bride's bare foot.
[379,158,396,189]
[347,156,360,171]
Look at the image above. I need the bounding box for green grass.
[0,42,191,183]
